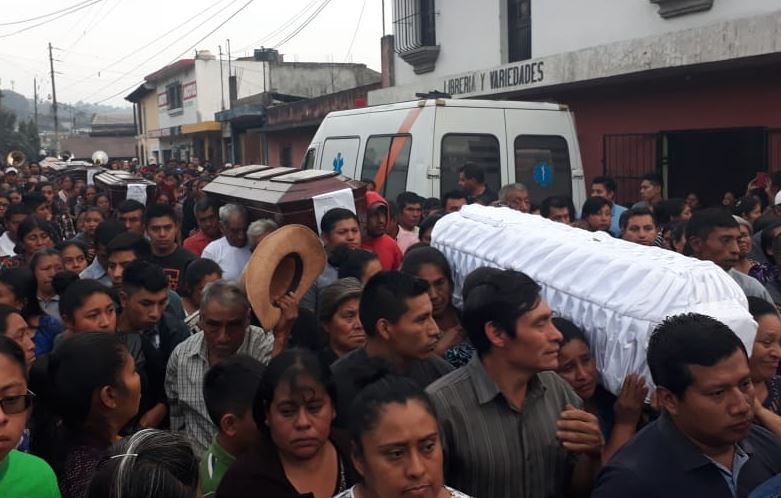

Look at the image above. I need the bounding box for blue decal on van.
[332,153,344,174]
[533,162,553,187]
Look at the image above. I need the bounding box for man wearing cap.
[331,271,452,427]
[4,167,19,188]
[165,280,295,455]
[201,204,251,282]
[361,192,402,271]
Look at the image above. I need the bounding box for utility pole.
[33,77,38,129]
[219,45,225,111]
[382,0,386,37]
[227,38,232,81]
[48,42,59,154]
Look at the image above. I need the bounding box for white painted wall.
[534,0,781,57]
[393,0,781,86]
[395,0,505,86]
[156,66,198,130]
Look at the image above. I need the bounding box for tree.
[18,119,40,159]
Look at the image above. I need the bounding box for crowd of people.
[1,157,781,498]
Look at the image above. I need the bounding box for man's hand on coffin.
[614,374,648,425]
[556,404,604,456]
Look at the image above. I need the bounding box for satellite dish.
[92,150,109,166]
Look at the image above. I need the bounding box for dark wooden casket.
[94,170,157,209]
[203,165,367,232]
[44,162,106,185]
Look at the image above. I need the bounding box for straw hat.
[244,224,326,330]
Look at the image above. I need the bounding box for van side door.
[433,105,508,200]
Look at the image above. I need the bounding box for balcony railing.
[393,0,439,74]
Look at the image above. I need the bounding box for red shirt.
[362,235,403,271]
[183,231,215,257]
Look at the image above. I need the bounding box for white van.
[302,98,586,208]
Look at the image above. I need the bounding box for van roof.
[329,98,566,117]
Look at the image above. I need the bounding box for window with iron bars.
[393,0,436,53]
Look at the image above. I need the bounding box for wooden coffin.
[45,162,106,185]
[203,165,367,232]
[94,170,157,208]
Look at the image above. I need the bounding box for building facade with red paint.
[371,0,781,206]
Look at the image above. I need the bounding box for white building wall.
[534,0,781,57]
[393,0,781,87]
[156,66,198,130]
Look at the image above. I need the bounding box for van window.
[301,148,316,170]
[361,135,412,202]
[320,137,361,178]
[514,135,572,202]
[440,134,501,196]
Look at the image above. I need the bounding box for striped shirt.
[426,356,583,498]
[165,326,274,455]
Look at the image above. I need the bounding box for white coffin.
[432,204,756,395]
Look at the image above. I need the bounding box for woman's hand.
[614,374,648,425]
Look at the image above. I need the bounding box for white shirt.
[201,236,251,282]
[0,232,15,257]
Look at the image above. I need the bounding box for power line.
[273,0,335,49]
[0,0,105,39]
[235,0,321,54]
[62,0,121,53]
[90,0,257,105]
[0,0,96,26]
[344,0,368,62]
[59,0,235,92]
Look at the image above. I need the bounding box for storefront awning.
[181,121,222,134]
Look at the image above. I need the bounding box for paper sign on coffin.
[431,204,757,395]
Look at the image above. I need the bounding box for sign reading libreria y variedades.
[442,60,545,97]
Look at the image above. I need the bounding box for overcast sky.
[0,0,390,108]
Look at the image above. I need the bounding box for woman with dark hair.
[181,257,223,334]
[330,246,382,284]
[217,349,358,498]
[70,207,105,263]
[750,186,770,214]
[655,198,692,226]
[418,213,443,245]
[318,278,366,365]
[0,336,60,497]
[0,267,63,355]
[401,246,474,368]
[0,216,56,270]
[94,193,112,218]
[733,196,762,226]
[0,303,35,370]
[87,429,199,498]
[30,248,64,322]
[747,297,781,418]
[580,197,612,233]
[335,366,472,498]
[553,317,647,463]
[57,240,89,274]
[57,175,76,214]
[53,274,117,341]
[29,332,141,498]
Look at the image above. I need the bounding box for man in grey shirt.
[687,208,774,304]
[427,268,603,498]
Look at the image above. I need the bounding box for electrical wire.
[88,0,256,105]
[343,0,367,62]
[0,0,97,26]
[62,0,123,53]
[234,0,321,54]
[59,0,235,92]
[0,0,105,39]
[273,0,334,49]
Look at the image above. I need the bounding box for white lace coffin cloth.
[431,204,756,395]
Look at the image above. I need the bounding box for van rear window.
[361,135,412,202]
[514,135,572,202]
[440,134,501,196]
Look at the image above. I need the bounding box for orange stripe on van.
[373,106,424,193]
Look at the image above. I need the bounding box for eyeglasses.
[0,390,35,415]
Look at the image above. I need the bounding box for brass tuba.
[91,150,109,166]
[5,150,26,168]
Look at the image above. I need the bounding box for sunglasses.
[0,391,34,415]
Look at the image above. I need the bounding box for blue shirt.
[707,445,751,498]
[610,203,627,237]
[79,257,112,286]
[593,413,781,498]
